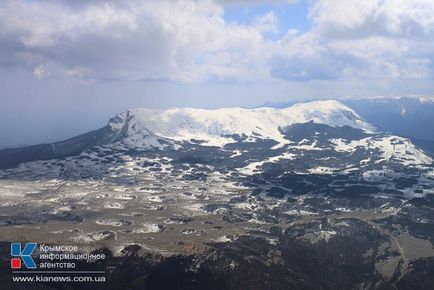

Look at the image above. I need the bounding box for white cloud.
[254,11,279,34]
[310,0,434,39]
[0,0,433,84]
[0,0,271,83]
[303,0,434,80]
[33,65,47,79]
[218,0,298,5]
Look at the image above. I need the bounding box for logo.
[10,243,37,269]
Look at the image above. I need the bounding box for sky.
[1,0,434,146]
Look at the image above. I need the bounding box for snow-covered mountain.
[110,100,376,148]
[0,100,431,172]
[2,98,434,288]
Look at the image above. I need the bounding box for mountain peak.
[107,100,375,148]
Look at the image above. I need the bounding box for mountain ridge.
[0,99,430,171]
[109,100,375,148]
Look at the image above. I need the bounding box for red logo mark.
[11,258,21,269]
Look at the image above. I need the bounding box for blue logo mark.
[11,243,37,269]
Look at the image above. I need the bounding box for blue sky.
[223,1,311,37]
[1,0,434,146]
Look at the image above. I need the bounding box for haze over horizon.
[1,0,434,146]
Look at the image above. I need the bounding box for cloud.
[217,0,298,5]
[0,0,433,84]
[0,0,271,83]
[267,30,363,81]
[33,64,48,79]
[310,0,434,39]
[254,11,279,34]
[269,0,434,81]
[304,0,434,80]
